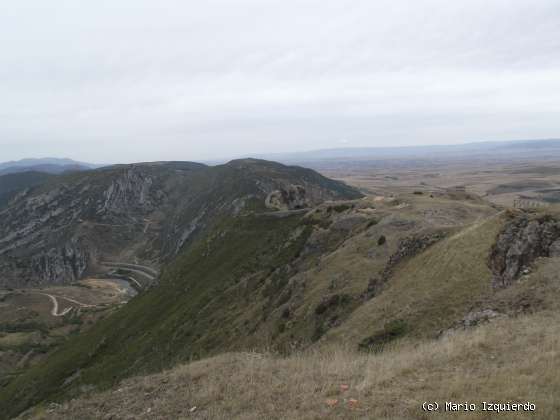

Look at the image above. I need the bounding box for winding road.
[100,261,159,289]
[100,261,158,277]
[38,293,95,317]
[39,293,72,317]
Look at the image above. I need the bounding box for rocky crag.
[489,212,560,288]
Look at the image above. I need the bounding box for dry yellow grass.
[325,211,504,347]
[262,194,498,347]
[24,309,560,420]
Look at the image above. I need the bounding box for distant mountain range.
[0,158,102,208]
[252,138,560,163]
[0,158,100,176]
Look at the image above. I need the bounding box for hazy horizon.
[2,137,560,167]
[2,1,559,163]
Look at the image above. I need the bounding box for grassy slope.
[0,158,366,418]
[22,213,560,420]
[325,212,505,347]
[0,213,309,419]
[0,191,503,418]
[305,197,499,344]
[25,311,560,419]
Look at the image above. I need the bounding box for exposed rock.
[440,309,503,338]
[98,167,156,215]
[461,309,501,327]
[0,161,361,288]
[230,194,256,216]
[265,185,309,210]
[175,209,207,254]
[31,238,89,285]
[550,239,560,257]
[489,214,560,288]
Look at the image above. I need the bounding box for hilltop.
[0,159,358,288]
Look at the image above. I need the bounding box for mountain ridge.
[0,158,101,177]
[0,159,360,288]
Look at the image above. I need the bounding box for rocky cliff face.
[265,185,309,210]
[489,212,560,287]
[30,238,90,285]
[0,160,361,288]
[99,167,159,215]
[0,165,165,287]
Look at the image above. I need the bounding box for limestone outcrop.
[489,213,560,287]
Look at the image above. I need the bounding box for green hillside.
[0,212,309,417]
[3,160,559,419]
[0,159,363,418]
[0,195,498,418]
[0,172,55,209]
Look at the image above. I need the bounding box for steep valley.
[0,159,357,289]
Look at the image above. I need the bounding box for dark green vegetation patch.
[358,319,408,353]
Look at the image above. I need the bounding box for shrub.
[330,204,352,213]
[358,319,408,352]
[367,219,378,228]
[0,322,48,334]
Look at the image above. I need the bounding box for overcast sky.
[1,0,559,163]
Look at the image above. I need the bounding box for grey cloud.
[1,0,559,162]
